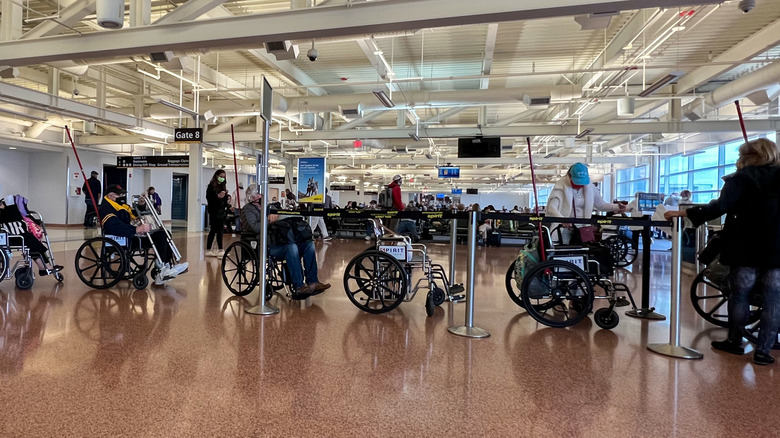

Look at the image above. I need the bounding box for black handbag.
[698,231,722,265]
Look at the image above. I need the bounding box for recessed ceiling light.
[9,147,17,150]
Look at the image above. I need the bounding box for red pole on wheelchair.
[526,137,546,261]
[230,124,242,209]
[65,125,102,227]
[734,100,749,144]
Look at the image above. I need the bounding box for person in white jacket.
[546,162,625,243]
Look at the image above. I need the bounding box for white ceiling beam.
[0,0,723,66]
[479,23,498,89]
[355,38,398,91]
[675,18,780,94]
[253,119,780,141]
[207,116,252,134]
[335,111,385,130]
[154,0,227,25]
[325,156,640,166]
[492,109,544,126]
[19,0,95,39]
[423,107,467,124]
[178,56,259,100]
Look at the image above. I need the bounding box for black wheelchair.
[343,219,464,316]
[506,226,637,330]
[690,237,780,349]
[220,234,292,301]
[74,195,181,290]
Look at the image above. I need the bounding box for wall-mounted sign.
[269,176,286,184]
[173,128,203,142]
[117,155,190,168]
[438,166,460,178]
[330,184,356,191]
[451,188,463,195]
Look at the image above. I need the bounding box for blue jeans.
[268,240,318,289]
[396,220,419,241]
[728,266,780,354]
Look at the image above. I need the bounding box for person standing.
[546,162,624,244]
[205,170,228,257]
[665,138,780,365]
[309,188,332,241]
[147,186,162,215]
[82,170,101,228]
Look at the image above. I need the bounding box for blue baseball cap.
[569,163,590,186]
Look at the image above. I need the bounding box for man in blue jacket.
[99,184,188,285]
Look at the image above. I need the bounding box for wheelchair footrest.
[614,297,631,307]
[449,284,464,294]
[448,294,465,302]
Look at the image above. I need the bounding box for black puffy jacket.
[686,165,780,268]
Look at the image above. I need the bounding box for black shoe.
[711,339,745,355]
[754,351,775,365]
[291,284,314,300]
[310,282,331,296]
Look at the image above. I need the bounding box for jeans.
[727,266,780,354]
[268,240,318,289]
[396,220,419,241]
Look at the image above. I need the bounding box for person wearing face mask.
[546,163,625,244]
[241,184,331,300]
[205,170,229,257]
[99,184,188,285]
[679,189,692,205]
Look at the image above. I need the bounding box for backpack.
[378,186,394,209]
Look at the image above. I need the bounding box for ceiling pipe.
[145,85,583,119]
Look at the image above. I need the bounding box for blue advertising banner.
[297,157,326,203]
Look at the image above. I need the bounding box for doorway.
[102,165,127,193]
[171,173,188,228]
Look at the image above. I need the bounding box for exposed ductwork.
[683,61,780,120]
[145,85,582,119]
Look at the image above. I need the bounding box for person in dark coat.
[82,171,101,228]
[666,138,780,365]
[205,170,228,257]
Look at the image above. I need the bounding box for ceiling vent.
[523,95,551,107]
[264,41,300,60]
[339,104,363,119]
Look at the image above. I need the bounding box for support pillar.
[187,142,203,232]
[0,0,23,42]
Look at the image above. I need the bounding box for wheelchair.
[343,219,464,316]
[220,234,291,301]
[506,225,637,330]
[74,195,181,290]
[690,240,780,350]
[0,211,63,290]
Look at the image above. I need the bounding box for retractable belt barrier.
[270,208,670,320]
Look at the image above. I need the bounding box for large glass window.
[615,165,649,202]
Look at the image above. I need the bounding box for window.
[615,165,649,202]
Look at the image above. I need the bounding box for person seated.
[0,195,62,276]
[241,184,330,300]
[99,184,188,285]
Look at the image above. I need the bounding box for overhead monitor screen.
[436,193,445,199]
[636,192,664,212]
[466,188,479,195]
[457,137,501,158]
[451,188,463,195]
[438,166,460,178]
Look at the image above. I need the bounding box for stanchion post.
[695,223,707,274]
[647,216,702,359]
[449,218,457,287]
[246,95,279,316]
[448,210,490,338]
[625,224,666,320]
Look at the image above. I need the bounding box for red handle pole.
[734,100,749,144]
[230,124,241,209]
[65,126,102,227]
[526,137,546,261]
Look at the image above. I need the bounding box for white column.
[187,142,203,232]
[0,0,22,41]
[130,0,151,27]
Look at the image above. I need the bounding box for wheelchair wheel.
[0,250,9,280]
[594,307,619,330]
[689,269,760,328]
[54,272,64,282]
[75,237,126,289]
[505,263,526,308]
[132,273,149,290]
[425,291,435,317]
[221,241,259,296]
[603,235,636,268]
[344,250,408,314]
[520,259,594,328]
[126,247,150,279]
[15,267,34,290]
[432,286,446,306]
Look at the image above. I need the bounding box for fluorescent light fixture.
[638,73,682,97]
[129,126,171,139]
[9,146,17,150]
[575,128,594,139]
[158,99,199,117]
[372,89,395,108]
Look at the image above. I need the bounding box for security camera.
[737,0,755,13]
[307,47,319,61]
[73,89,80,96]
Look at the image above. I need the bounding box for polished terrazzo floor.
[1,230,778,437]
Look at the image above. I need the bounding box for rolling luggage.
[487,228,502,247]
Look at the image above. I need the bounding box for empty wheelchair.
[220,235,290,301]
[506,226,636,330]
[75,195,181,290]
[343,219,464,316]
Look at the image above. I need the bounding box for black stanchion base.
[625,308,666,320]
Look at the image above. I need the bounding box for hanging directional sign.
[174,128,203,142]
[117,155,190,168]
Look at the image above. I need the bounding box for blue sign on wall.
[438,166,460,178]
[451,188,463,195]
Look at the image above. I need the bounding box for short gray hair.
[245,183,259,199]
